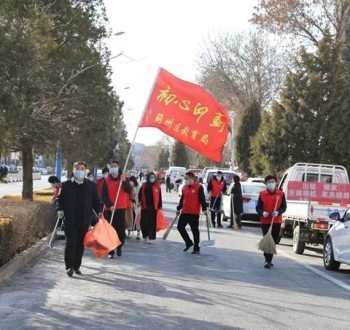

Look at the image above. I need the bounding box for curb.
[0,235,50,284]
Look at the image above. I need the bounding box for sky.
[104,0,257,146]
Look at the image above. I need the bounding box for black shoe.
[117,248,122,257]
[108,252,115,259]
[264,262,271,269]
[269,262,274,268]
[183,243,193,252]
[74,269,82,275]
[192,248,200,255]
[212,223,216,228]
[227,224,233,228]
[66,268,74,277]
[218,224,223,228]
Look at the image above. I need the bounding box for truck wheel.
[293,226,305,255]
[323,237,340,271]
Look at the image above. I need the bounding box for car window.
[242,184,265,195]
[302,173,318,182]
[344,210,350,222]
[207,172,235,184]
[279,173,288,190]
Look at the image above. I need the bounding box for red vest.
[141,183,161,210]
[182,182,201,215]
[96,178,104,199]
[211,179,225,197]
[259,189,284,224]
[105,176,129,209]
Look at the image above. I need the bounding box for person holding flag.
[177,171,207,255]
[207,171,227,228]
[102,160,131,258]
[138,172,162,243]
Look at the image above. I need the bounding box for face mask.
[129,181,134,187]
[103,173,109,179]
[110,167,119,177]
[149,176,156,183]
[266,182,277,191]
[73,169,85,183]
[217,175,222,181]
[185,179,193,186]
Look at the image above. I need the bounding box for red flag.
[140,68,230,162]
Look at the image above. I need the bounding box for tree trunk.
[22,143,34,200]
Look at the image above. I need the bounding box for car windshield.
[242,184,265,195]
[207,172,235,184]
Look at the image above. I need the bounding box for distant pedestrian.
[177,172,207,254]
[256,175,287,269]
[58,161,101,277]
[207,171,227,228]
[229,175,243,229]
[96,167,109,201]
[127,176,141,239]
[48,175,62,207]
[102,160,131,258]
[138,172,162,243]
[139,171,144,182]
[166,175,172,193]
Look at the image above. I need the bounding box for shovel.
[201,212,215,247]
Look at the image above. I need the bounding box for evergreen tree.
[171,142,189,168]
[236,101,261,174]
[157,148,170,169]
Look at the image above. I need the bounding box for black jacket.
[231,182,243,215]
[59,179,101,229]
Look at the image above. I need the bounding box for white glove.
[272,211,279,217]
[57,210,64,219]
[263,211,270,218]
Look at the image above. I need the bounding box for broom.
[163,213,180,240]
[258,198,280,255]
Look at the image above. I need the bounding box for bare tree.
[197,30,287,112]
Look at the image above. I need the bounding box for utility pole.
[230,112,236,170]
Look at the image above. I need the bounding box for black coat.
[231,182,243,215]
[59,179,101,229]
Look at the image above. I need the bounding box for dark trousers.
[210,196,222,226]
[106,209,126,255]
[141,209,157,240]
[64,224,88,271]
[261,223,281,263]
[177,214,200,249]
[230,213,241,227]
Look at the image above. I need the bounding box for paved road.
[1,191,350,329]
[0,175,51,197]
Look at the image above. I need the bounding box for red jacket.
[257,189,286,224]
[178,182,207,215]
[103,176,130,210]
[208,178,226,198]
[139,182,161,210]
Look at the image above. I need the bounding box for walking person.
[229,175,243,229]
[177,172,207,255]
[256,175,287,269]
[102,160,131,258]
[58,161,101,277]
[138,172,162,243]
[207,171,227,228]
[166,175,172,193]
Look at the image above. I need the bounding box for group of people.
[51,161,287,277]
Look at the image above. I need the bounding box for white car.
[222,182,266,223]
[202,169,238,200]
[323,209,350,271]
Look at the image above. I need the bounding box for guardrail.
[2,172,42,183]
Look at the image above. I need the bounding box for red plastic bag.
[156,210,169,232]
[84,217,121,258]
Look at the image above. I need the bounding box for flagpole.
[109,68,161,224]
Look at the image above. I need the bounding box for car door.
[334,209,350,261]
[339,211,350,262]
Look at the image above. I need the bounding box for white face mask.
[217,175,222,181]
[73,169,85,183]
[110,167,119,177]
[149,176,156,183]
[266,182,277,191]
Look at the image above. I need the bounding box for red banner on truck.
[287,181,350,205]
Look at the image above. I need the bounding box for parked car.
[247,177,265,184]
[279,163,350,255]
[222,182,266,223]
[323,209,350,271]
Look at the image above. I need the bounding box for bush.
[0,200,55,267]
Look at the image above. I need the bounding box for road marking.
[279,250,350,292]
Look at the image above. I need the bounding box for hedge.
[0,199,55,267]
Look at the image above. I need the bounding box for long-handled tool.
[201,211,215,247]
[163,213,180,240]
[48,214,63,248]
[230,194,240,230]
